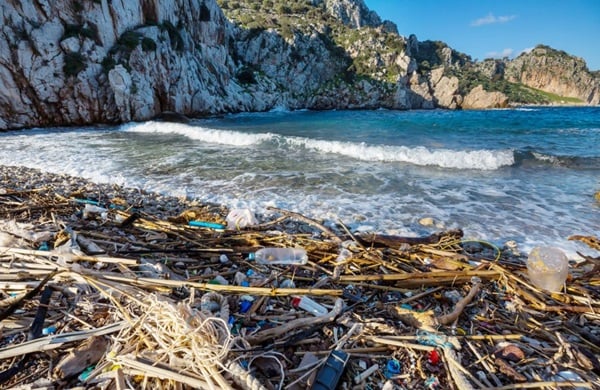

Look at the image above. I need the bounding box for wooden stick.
[246,298,343,344]
[366,336,435,351]
[488,382,593,389]
[437,281,481,325]
[111,355,215,389]
[338,270,499,283]
[0,246,139,265]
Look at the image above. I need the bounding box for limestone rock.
[314,0,397,32]
[505,45,600,104]
[430,67,461,109]
[462,85,508,109]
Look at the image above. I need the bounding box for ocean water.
[1,107,599,258]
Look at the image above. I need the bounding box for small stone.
[419,217,435,227]
[495,343,525,362]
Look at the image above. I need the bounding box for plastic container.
[250,247,308,265]
[311,350,349,390]
[526,246,569,292]
[291,296,328,316]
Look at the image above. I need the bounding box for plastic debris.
[0,171,599,389]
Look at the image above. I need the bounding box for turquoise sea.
[1,106,599,258]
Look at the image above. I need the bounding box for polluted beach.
[1,0,600,388]
[1,166,599,389]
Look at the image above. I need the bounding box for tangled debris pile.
[0,166,599,389]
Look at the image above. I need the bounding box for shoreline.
[1,164,599,388]
[0,164,211,221]
[2,103,598,132]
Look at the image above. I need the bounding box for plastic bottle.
[291,296,328,316]
[250,247,308,265]
[526,246,569,292]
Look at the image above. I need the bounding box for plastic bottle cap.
[291,297,301,308]
[239,300,253,314]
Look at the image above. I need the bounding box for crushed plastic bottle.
[526,246,569,292]
[250,247,308,265]
[291,296,328,316]
[83,204,108,220]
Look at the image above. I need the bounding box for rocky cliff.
[0,0,597,131]
[504,45,600,105]
[0,0,246,130]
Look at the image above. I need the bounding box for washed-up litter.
[0,172,599,389]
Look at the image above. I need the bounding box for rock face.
[0,1,597,131]
[313,0,397,32]
[505,45,600,104]
[462,85,509,109]
[0,0,244,130]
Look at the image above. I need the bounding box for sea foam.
[121,121,274,146]
[286,137,515,170]
[123,122,515,170]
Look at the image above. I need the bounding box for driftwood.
[357,229,463,247]
[246,298,344,345]
[54,336,109,379]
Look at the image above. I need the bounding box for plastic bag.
[226,208,258,230]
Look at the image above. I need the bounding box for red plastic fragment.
[428,350,440,365]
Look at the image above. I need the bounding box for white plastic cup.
[526,246,569,292]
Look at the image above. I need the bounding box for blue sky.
[364,0,600,71]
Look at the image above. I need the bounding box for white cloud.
[486,48,514,59]
[471,13,517,27]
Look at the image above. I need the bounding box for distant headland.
[1,0,598,130]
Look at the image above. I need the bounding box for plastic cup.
[526,246,569,292]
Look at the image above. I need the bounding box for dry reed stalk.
[97,274,344,296]
[0,321,125,359]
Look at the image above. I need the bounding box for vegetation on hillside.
[216,0,589,105]
[216,0,407,83]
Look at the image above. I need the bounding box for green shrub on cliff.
[63,52,87,77]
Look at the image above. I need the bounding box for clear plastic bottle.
[250,247,308,265]
[291,296,328,316]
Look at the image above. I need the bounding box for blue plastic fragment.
[42,326,56,335]
[239,300,253,313]
[78,365,95,382]
[74,198,100,206]
[385,359,402,378]
[188,220,226,229]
